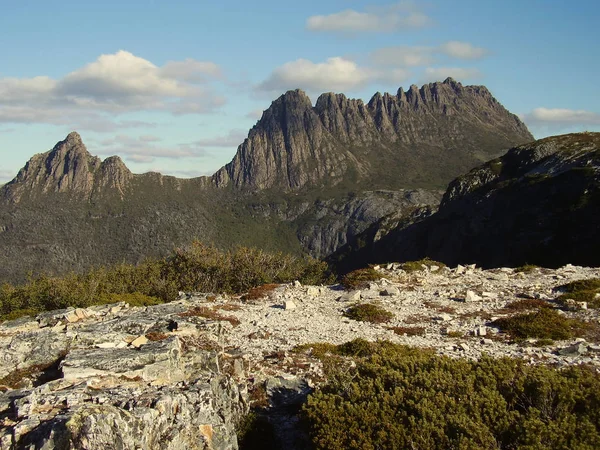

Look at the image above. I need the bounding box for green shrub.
[514,264,539,273]
[341,268,381,290]
[302,341,600,450]
[558,278,600,293]
[344,303,393,324]
[401,258,446,272]
[0,241,334,322]
[492,308,586,340]
[555,278,600,309]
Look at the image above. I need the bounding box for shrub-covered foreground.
[0,241,333,321]
[301,340,600,450]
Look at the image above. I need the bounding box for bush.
[302,340,600,450]
[492,308,587,340]
[555,278,600,309]
[341,268,381,290]
[401,258,446,272]
[513,264,540,273]
[344,303,393,324]
[0,241,334,322]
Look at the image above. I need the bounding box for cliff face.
[214,78,533,191]
[331,133,600,271]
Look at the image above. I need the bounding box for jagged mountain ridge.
[0,79,533,282]
[214,78,532,191]
[329,132,600,271]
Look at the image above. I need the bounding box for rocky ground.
[1,263,599,449]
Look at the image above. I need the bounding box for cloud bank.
[306,2,432,33]
[0,51,225,129]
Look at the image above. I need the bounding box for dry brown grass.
[423,301,456,314]
[179,306,240,327]
[179,335,221,353]
[403,314,429,324]
[241,284,280,301]
[215,303,242,311]
[145,332,169,341]
[388,326,426,336]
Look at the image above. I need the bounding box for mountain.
[0,80,533,282]
[330,132,600,271]
[214,78,532,192]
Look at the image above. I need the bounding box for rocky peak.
[214,80,534,192]
[1,133,133,203]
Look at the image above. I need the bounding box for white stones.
[95,342,117,349]
[455,265,466,275]
[434,314,453,322]
[458,343,470,351]
[293,280,302,287]
[465,290,482,302]
[130,335,148,348]
[481,339,494,345]
[474,326,487,337]
[306,286,320,297]
[338,291,361,302]
[380,286,400,297]
[559,342,588,356]
[284,300,297,310]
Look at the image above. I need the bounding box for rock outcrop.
[331,132,600,270]
[214,78,533,191]
[0,301,247,449]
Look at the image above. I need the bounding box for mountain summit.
[2,132,132,203]
[214,79,533,191]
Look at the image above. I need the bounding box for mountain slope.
[330,132,600,271]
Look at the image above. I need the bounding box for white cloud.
[96,134,207,164]
[258,57,383,93]
[439,41,488,60]
[371,41,488,68]
[422,67,483,82]
[524,108,600,125]
[306,2,432,33]
[191,129,247,147]
[371,46,435,67]
[0,50,225,128]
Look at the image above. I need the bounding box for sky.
[0,0,598,183]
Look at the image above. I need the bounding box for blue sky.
[0,0,598,183]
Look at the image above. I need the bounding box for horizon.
[1,0,598,183]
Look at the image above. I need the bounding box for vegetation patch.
[344,303,393,324]
[446,330,464,338]
[501,298,552,312]
[555,278,600,309]
[513,264,539,273]
[341,268,381,290]
[241,284,280,302]
[401,258,446,272]
[0,241,333,322]
[302,340,600,450]
[492,308,586,340]
[0,354,66,389]
[388,326,426,336]
[179,306,240,327]
[145,332,169,342]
